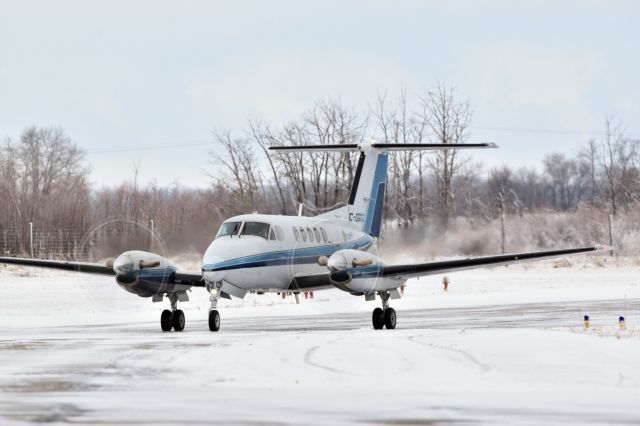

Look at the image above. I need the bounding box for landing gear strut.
[372,291,396,330]
[208,282,222,332]
[160,293,185,332]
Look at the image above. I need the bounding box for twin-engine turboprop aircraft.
[0,141,607,331]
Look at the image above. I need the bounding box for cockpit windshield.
[216,221,242,238]
[241,222,270,239]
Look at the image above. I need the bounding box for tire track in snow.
[303,335,348,374]
[409,335,491,373]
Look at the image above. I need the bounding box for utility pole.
[608,214,614,256]
[28,222,34,258]
[499,192,506,254]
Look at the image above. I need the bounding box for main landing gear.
[160,293,186,332]
[207,283,222,332]
[372,291,396,330]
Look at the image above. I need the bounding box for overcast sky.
[1,0,638,188]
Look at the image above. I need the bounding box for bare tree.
[420,84,473,229]
[598,117,638,215]
[15,126,89,227]
[208,129,260,212]
[543,153,581,210]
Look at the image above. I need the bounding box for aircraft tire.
[173,309,185,331]
[161,309,173,331]
[372,307,384,329]
[209,310,221,332]
[384,308,396,329]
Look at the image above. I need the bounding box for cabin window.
[269,228,277,240]
[320,227,328,242]
[275,225,284,241]
[242,222,271,239]
[313,227,321,242]
[299,227,307,242]
[216,221,242,238]
[293,227,300,241]
[306,227,314,242]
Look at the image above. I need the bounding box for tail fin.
[269,141,497,238]
[346,148,387,237]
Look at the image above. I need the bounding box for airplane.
[0,141,608,332]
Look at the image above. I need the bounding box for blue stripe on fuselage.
[202,235,374,272]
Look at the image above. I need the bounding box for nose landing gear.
[160,293,185,332]
[372,291,396,330]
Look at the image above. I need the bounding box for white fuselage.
[201,214,375,295]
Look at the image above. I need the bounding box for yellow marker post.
[619,316,626,331]
[583,315,590,329]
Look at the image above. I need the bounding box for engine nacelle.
[113,250,185,297]
[320,249,402,294]
[325,249,381,272]
[321,249,382,287]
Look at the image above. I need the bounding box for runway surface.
[1,298,639,425]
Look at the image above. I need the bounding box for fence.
[0,220,159,261]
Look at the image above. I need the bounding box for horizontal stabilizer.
[268,142,497,152]
[371,142,497,150]
[269,144,359,152]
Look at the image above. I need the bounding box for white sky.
[1,0,638,188]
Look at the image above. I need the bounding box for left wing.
[380,246,608,279]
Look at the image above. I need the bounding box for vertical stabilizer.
[346,147,387,237]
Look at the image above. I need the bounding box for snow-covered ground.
[0,259,639,425]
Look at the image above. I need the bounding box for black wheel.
[384,307,397,329]
[372,307,384,330]
[173,309,185,331]
[160,310,173,332]
[208,310,221,332]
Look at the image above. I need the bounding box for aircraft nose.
[113,253,134,274]
[203,255,226,283]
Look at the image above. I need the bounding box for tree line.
[1,85,638,258]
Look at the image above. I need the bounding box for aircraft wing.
[0,256,116,275]
[380,246,608,280]
[173,272,207,287]
[287,272,332,290]
[0,256,207,287]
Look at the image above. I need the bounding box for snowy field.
[1,259,639,425]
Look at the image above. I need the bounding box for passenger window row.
[292,226,329,243]
[215,220,332,244]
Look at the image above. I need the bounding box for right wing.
[0,256,115,275]
[380,246,608,280]
[0,256,210,288]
